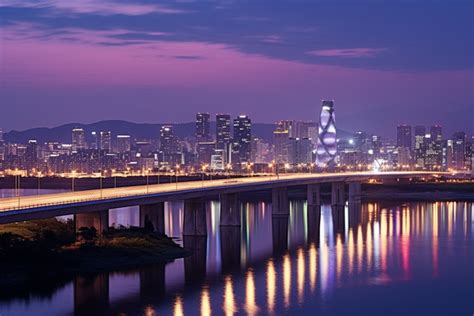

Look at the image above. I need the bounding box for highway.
[0,171,444,212]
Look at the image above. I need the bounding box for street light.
[111,169,117,188]
[226,163,232,179]
[99,171,103,199]
[37,171,42,194]
[201,164,208,187]
[268,162,273,180]
[71,170,76,192]
[175,164,180,190]
[146,168,151,193]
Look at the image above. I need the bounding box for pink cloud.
[307,48,386,58]
[0,0,187,16]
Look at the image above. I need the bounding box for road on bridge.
[0,171,442,212]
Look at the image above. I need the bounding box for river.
[0,189,472,315]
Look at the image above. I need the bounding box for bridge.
[0,171,445,235]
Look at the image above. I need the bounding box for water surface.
[0,189,472,315]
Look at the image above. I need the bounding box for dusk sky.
[1,0,473,137]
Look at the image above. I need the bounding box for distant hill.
[4,120,353,144]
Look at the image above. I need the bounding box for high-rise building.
[116,135,131,153]
[196,113,211,141]
[414,125,426,168]
[453,132,466,170]
[430,125,443,141]
[396,125,412,150]
[99,131,112,152]
[71,128,86,151]
[316,100,337,167]
[232,115,252,164]
[160,125,180,165]
[216,114,231,162]
[273,129,290,164]
[252,138,270,163]
[288,138,313,164]
[90,131,98,150]
[25,139,38,170]
[197,141,216,164]
[0,128,3,143]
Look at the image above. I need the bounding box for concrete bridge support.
[272,187,289,217]
[140,264,165,298]
[272,217,289,255]
[183,235,207,284]
[74,274,109,316]
[348,182,362,203]
[348,201,362,228]
[307,184,321,206]
[74,210,109,235]
[307,205,321,243]
[220,226,241,272]
[332,205,345,236]
[139,202,165,233]
[331,182,345,206]
[183,199,207,236]
[220,193,241,226]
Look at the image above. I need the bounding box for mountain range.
[4,120,352,144]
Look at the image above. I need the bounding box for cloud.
[307,48,386,58]
[0,0,187,16]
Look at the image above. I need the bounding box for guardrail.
[0,172,446,213]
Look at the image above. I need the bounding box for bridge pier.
[307,205,321,243]
[272,216,289,255]
[272,187,289,217]
[307,184,321,206]
[331,182,345,206]
[332,205,345,236]
[140,264,165,298]
[220,193,241,226]
[220,226,241,272]
[183,199,207,236]
[74,210,109,236]
[348,182,362,203]
[348,201,362,229]
[139,202,165,233]
[183,235,207,284]
[74,274,109,316]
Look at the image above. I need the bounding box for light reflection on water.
[0,189,473,316]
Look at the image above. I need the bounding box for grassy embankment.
[0,219,188,288]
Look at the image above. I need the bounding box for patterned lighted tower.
[316,100,337,167]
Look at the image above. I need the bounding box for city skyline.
[1,1,473,135]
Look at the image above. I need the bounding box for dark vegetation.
[0,219,188,297]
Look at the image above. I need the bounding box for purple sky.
[0,0,473,138]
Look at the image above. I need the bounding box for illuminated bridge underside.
[0,172,444,224]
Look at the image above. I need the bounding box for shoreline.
[0,222,190,292]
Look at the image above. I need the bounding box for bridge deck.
[0,172,442,224]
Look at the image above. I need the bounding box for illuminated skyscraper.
[196,112,210,141]
[116,135,131,153]
[232,115,252,164]
[216,114,232,163]
[99,131,112,152]
[71,128,86,151]
[316,100,337,167]
[397,125,412,149]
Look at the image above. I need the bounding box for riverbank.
[0,219,189,291]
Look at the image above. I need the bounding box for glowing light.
[200,286,212,316]
[173,295,184,316]
[297,248,305,304]
[283,254,291,308]
[309,243,317,292]
[223,275,237,316]
[266,259,276,313]
[244,269,259,316]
